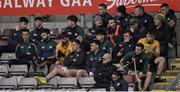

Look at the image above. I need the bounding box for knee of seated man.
[146,71,152,77]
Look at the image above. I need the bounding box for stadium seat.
[0,77,18,89]
[9,65,28,76]
[57,77,77,89]
[123,75,136,83]
[77,77,95,88]
[18,78,37,89]
[50,28,59,39]
[11,76,25,84]
[123,75,136,87]
[0,53,16,60]
[38,76,59,89]
[0,40,8,47]
[65,89,86,91]
[0,64,9,77]
[29,64,48,76]
[89,88,106,92]
[1,29,16,40]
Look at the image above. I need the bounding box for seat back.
[123,75,136,83]
[57,77,77,89]
[0,53,16,60]
[18,78,37,89]
[1,29,16,40]
[0,64,9,76]
[38,77,58,89]
[0,77,17,89]
[78,77,95,88]
[9,65,28,76]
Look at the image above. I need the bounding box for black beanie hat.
[117,5,126,15]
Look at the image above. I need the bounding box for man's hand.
[138,72,144,78]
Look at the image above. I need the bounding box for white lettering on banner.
[3,0,13,8]
[23,0,35,8]
[36,0,46,7]
[48,0,53,7]
[72,0,81,6]
[60,0,92,7]
[83,0,92,6]
[107,0,159,10]
[15,0,22,8]
[60,0,70,7]
[0,0,53,8]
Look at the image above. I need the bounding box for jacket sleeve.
[142,55,149,74]
[15,44,27,60]
[7,32,19,46]
[64,54,72,67]
[31,43,39,58]
[94,67,103,81]
[85,55,91,73]
[102,65,117,77]
[71,51,86,67]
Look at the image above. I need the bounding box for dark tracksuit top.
[94,62,117,91]
[85,50,105,73]
[64,49,86,69]
[110,79,128,91]
[135,13,154,31]
[63,25,84,41]
[112,39,135,63]
[30,27,45,45]
[122,51,148,74]
[7,30,23,51]
[38,39,57,61]
[15,42,38,64]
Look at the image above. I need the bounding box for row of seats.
[0,64,135,90]
[0,88,106,92]
[0,76,95,89]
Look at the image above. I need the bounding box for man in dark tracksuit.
[93,3,112,28]
[96,30,113,54]
[111,71,128,91]
[85,40,105,76]
[15,29,38,66]
[64,40,87,77]
[31,17,45,45]
[38,29,57,67]
[107,17,122,45]
[93,53,117,91]
[8,17,29,52]
[114,5,132,32]
[121,43,152,91]
[154,14,171,57]
[134,5,154,31]
[160,3,177,46]
[112,31,135,63]
[127,18,147,43]
[63,15,84,42]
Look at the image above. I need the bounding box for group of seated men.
[0,3,177,91]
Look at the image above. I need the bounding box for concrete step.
[166,70,180,73]
[161,76,177,82]
[155,82,172,86]
[161,75,176,79]
[168,45,180,58]
[151,82,172,91]
[151,89,166,92]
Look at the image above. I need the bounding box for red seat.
[0,40,8,46]
[1,29,16,40]
[123,75,136,83]
[50,28,59,39]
